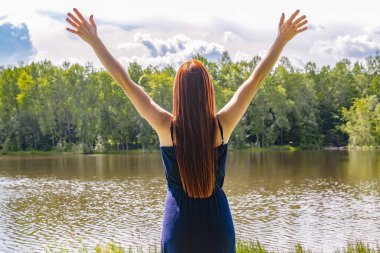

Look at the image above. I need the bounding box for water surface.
[0,149,379,252]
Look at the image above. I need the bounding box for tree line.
[0,51,379,153]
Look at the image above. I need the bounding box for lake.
[0,149,379,252]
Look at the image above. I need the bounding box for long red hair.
[172,59,218,198]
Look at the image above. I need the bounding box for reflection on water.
[0,150,379,252]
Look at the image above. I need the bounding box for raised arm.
[217,10,308,141]
[65,8,171,132]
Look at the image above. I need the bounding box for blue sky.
[0,0,379,70]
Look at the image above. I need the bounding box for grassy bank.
[0,148,152,156]
[3,144,380,156]
[44,239,380,253]
[0,145,301,156]
[244,145,301,151]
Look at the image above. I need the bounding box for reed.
[43,239,380,253]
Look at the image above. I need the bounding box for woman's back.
[159,117,235,253]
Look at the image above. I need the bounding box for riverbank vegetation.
[1,51,379,154]
[43,239,380,253]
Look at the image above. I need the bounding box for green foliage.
[0,51,379,153]
[236,239,271,253]
[339,95,380,148]
[95,242,126,253]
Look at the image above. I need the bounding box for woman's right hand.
[277,10,308,45]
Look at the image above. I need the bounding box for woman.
[66,8,307,252]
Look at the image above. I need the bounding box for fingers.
[66,27,80,35]
[293,15,306,26]
[296,26,308,34]
[67,12,81,26]
[279,13,285,27]
[66,17,79,28]
[89,14,96,27]
[277,10,307,42]
[288,9,300,23]
[73,8,86,23]
[295,20,308,29]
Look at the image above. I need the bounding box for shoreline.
[1,145,379,156]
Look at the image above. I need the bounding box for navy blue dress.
[160,118,236,253]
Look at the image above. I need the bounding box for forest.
[0,51,379,153]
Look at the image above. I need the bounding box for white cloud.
[233,51,251,62]
[1,0,380,69]
[117,42,143,51]
[307,23,325,31]
[258,50,268,58]
[223,31,240,43]
[116,33,225,69]
[311,34,380,59]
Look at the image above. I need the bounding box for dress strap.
[170,120,175,146]
[216,116,224,145]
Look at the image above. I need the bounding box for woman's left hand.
[65,8,99,46]
[276,10,308,46]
